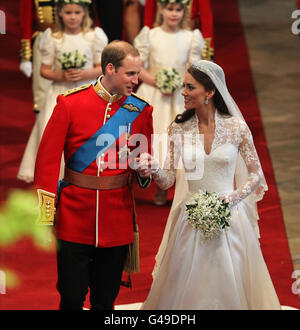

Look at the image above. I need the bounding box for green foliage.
[0,189,53,248]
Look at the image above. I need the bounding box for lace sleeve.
[226,120,265,207]
[153,122,182,190]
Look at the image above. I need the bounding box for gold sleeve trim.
[20,39,32,62]
[201,38,214,61]
[37,189,56,225]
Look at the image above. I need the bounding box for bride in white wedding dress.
[136,60,281,310]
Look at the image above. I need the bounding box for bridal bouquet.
[185,190,231,242]
[155,68,182,94]
[57,50,87,70]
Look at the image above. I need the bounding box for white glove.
[136,152,160,178]
[20,61,32,78]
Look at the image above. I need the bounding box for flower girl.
[17,0,108,183]
[134,0,204,205]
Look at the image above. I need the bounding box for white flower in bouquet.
[58,50,87,70]
[155,68,182,94]
[185,190,231,242]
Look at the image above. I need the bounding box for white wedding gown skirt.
[142,198,281,310]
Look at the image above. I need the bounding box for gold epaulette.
[131,92,150,106]
[62,84,92,97]
[20,39,32,62]
[37,189,56,225]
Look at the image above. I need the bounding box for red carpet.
[0,0,299,309]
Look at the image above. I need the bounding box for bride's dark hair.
[175,65,230,123]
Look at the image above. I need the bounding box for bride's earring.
[205,96,209,105]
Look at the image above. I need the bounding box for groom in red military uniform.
[34,41,153,310]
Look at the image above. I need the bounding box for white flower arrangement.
[185,190,231,242]
[57,50,87,70]
[155,68,182,94]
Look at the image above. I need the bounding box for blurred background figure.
[143,0,214,60]
[94,0,143,43]
[134,0,204,205]
[17,0,108,184]
[19,0,56,113]
[94,0,123,41]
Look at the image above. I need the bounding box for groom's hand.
[135,153,160,178]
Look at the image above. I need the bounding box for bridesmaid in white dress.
[17,0,108,183]
[136,60,281,310]
[134,0,204,205]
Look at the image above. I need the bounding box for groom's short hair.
[101,40,140,74]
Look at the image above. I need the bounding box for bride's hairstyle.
[175,65,230,123]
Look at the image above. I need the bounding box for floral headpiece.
[157,0,190,5]
[54,0,92,6]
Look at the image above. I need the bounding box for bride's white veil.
[152,60,268,278]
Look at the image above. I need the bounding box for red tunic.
[20,0,56,61]
[191,0,214,49]
[34,83,153,247]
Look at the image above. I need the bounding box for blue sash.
[57,94,148,203]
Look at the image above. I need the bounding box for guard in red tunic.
[20,0,56,112]
[34,41,153,310]
[190,0,214,60]
[143,0,214,60]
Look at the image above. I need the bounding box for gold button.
[101,153,105,157]
[100,169,103,173]
[106,114,111,119]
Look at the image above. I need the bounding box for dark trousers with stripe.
[56,239,128,310]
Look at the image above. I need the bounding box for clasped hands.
[135,153,239,208]
[63,68,85,82]
[135,153,160,178]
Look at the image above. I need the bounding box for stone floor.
[238,0,300,299]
